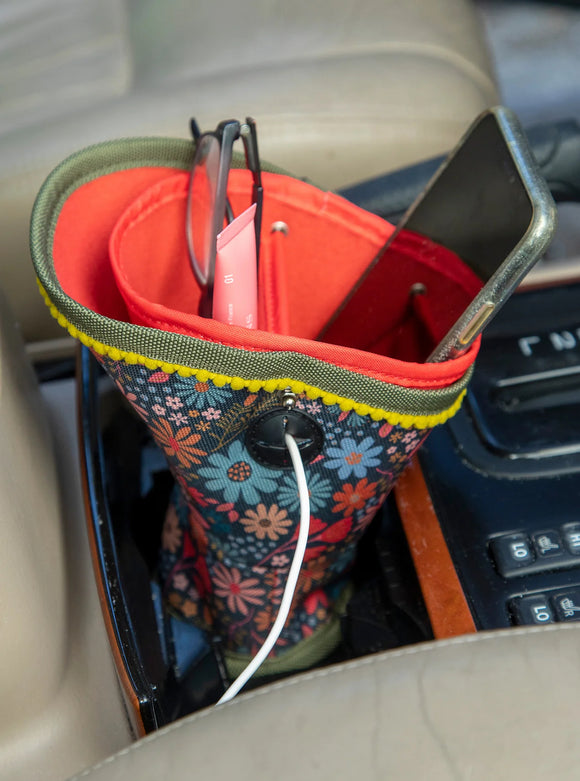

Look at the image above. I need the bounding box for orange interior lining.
[258,229,291,336]
[53,166,178,327]
[53,166,479,387]
[109,170,398,341]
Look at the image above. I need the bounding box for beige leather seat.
[0,0,497,344]
[0,294,132,781]
[69,625,580,781]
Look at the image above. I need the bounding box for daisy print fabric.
[99,354,429,659]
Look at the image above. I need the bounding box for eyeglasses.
[186,118,263,317]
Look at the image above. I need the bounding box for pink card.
[212,203,258,329]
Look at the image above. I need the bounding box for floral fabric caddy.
[30,136,478,675]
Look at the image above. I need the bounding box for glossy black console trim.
[78,346,167,733]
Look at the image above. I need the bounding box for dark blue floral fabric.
[98,354,429,658]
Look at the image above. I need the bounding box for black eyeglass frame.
[186,118,263,316]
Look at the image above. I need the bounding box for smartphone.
[319,106,557,362]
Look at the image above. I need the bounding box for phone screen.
[319,109,549,363]
[403,112,534,281]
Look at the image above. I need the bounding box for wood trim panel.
[394,458,477,638]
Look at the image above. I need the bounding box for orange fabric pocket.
[54,165,479,388]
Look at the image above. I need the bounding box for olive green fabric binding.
[30,137,472,427]
[223,585,353,679]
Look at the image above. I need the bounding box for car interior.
[2,0,580,779]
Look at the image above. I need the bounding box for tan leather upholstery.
[0,0,497,343]
[67,624,580,781]
[0,293,132,781]
[0,294,66,740]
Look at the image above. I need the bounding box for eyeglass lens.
[187,134,221,287]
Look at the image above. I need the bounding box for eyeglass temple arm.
[242,119,263,262]
[190,118,201,141]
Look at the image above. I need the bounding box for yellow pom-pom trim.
[37,280,466,429]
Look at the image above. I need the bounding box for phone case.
[31,137,479,676]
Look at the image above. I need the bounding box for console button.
[562,524,580,556]
[532,530,564,558]
[491,534,534,576]
[552,590,580,622]
[510,595,554,626]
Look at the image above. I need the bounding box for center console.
[415,281,580,630]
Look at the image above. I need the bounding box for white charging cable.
[216,431,310,705]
